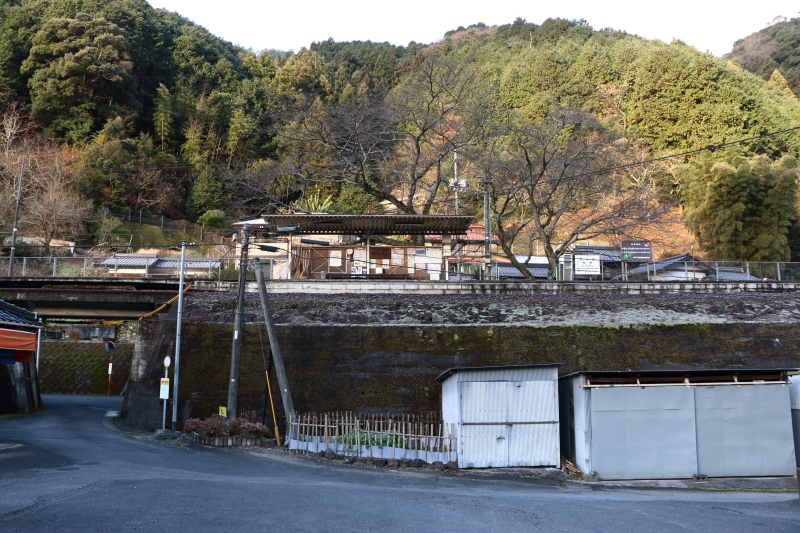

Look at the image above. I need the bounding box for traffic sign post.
[105,341,116,396]
[161,355,171,430]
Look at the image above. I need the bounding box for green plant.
[335,430,405,449]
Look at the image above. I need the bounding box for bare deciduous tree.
[21,168,90,248]
[0,101,32,159]
[473,108,668,278]
[281,51,496,240]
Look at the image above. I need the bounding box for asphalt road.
[0,394,798,533]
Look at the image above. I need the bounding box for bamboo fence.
[287,412,456,464]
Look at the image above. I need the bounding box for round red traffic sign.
[164,355,171,368]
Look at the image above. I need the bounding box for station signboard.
[621,241,652,261]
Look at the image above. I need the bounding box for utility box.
[437,364,561,469]
[559,369,797,480]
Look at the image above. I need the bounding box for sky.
[145,1,800,57]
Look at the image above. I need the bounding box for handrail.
[138,284,192,320]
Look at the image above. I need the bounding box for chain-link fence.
[0,255,798,282]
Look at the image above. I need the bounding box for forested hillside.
[2,2,800,268]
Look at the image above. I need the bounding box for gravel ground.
[181,291,800,327]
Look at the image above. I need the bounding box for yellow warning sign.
[218,406,227,417]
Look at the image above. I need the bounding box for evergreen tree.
[21,13,139,144]
[680,147,799,261]
[153,83,173,152]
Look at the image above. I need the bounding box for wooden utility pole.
[226,225,250,419]
[255,260,294,430]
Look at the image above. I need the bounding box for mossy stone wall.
[126,322,800,430]
[39,341,133,395]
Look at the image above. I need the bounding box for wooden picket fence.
[287,412,456,464]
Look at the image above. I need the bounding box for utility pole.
[255,259,294,434]
[481,177,492,280]
[449,153,466,279]
[8,160,25,277]
[227,225,250,420]
[170,240,187,432]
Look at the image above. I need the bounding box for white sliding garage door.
[458,381,559,468]
[589,384,796,480]
[590,386,698,480]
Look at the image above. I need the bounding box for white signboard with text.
[574,254,601,276]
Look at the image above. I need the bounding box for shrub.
[198,415,229,437]
[182,418,201,433]
[228,417,245,436]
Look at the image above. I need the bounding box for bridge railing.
[0,257,262,281]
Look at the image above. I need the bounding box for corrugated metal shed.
[439,364,562,469]
[559,369,797,480]
[234,214,473,236]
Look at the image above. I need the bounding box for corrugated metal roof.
[560,368,795,383]
[435,363,563,382]
[0,300,38,326]
[234,214,473,235]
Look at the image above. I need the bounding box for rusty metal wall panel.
[590,386,698,480]
[695,384,795,477]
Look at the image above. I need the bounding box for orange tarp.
[0,328,36,351]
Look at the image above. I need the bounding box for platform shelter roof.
[233,214,473,236]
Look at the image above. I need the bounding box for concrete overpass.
[0,277,185,319]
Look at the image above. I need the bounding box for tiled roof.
[155,259,221,269]
[493,265,550,279]
[572,246,623,262]
[710,267,766,282]
[0,300,38,326]
[100,255,159,267]
[100,255,221,269]
[624,253,713,276]
[428,224,498,243]
[234,214,474,235]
